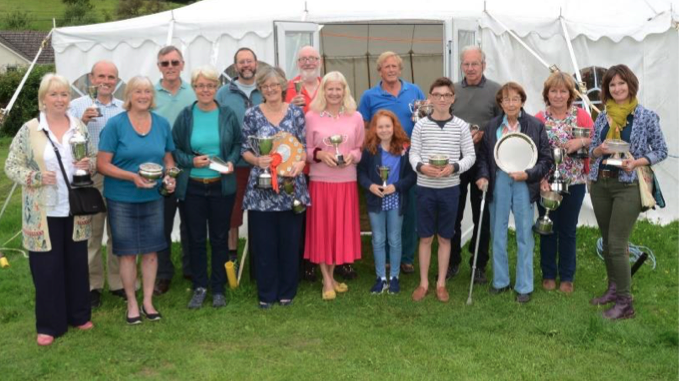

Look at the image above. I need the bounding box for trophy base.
[71,174,93,188]
[336,154,345,166]
[603,158,623,167]
[257,174,272,189]
[550,181,569,194]
[292,199,306,214]
[533,219,554,235]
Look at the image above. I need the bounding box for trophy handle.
[247,136,260,156]
[322,136,332,147]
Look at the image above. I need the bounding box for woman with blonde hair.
[5,73,96,345]
[304,71,365,300]
[98,76,176,324]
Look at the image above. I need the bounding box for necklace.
[129,112,151,136]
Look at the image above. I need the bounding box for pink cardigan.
[305,110,365,183]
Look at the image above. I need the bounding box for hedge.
[0,64,56,137]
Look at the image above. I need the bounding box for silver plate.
[494,132,538,173]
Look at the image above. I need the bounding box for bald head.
[89,60,119,101]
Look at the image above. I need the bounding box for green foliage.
[0,65,55,137]
[61,0,98,26]
[116,0,168,20]
[0,10,35,30]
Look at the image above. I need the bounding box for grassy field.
[0,136,677,380]
[0,0,185,31]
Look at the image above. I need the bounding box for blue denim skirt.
[107,198,167,256]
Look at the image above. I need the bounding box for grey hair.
[459,46,486,63]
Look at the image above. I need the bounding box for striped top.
[69,95,124,151]
[409,115,476,189]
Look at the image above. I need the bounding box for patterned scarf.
[605,98,638,140]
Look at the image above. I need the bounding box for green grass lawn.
[0,0,185,31]
[0,136,677,380]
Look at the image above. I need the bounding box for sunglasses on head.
[159,60,182,67]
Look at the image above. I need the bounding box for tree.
[116,0,169,21]
[0,10,35,30]
[0,65,56,137]
[61,0,98,26]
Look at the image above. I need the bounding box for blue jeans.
[537,183,585,282]
[369,209,403,279]
[489,171,534,294]
[183,180,235,294]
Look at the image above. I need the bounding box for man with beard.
[285,45,322,114]
[216,47,263,273]
[69,60,126,308]
[446,46,501,283]
[358,51,425,276]
[153,45,196,295]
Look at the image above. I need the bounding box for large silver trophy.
[69,131,93,187]
[549,147,570,194]
[533,190,563,235]
[322,134,348,165]
[87,85,103,117]
[410,100,433,123]
[248,134,279,188]
[570,127,591,159]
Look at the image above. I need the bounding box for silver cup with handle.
[69,131,93,187]
[248,134,278,189]
[322,134,348,166]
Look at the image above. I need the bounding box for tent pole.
[0,28,55,130]
[559,16,593,116]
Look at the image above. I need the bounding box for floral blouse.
[540,106,589,185]
[241,104,311,211]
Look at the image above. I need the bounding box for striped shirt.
[69,95,124,151]
[409,115,476,189]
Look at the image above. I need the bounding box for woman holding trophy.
[357,110,415,294]
[241,67,309,309]
[97,76,176,324]
[534,72,594,294]
[5,73,96,346]
[588,65,667,320]
[304,71,365,301]
[172,66,242,309]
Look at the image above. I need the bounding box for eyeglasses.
[298,57,320,64]
[260,83,281,91]
[159,60,182,67]
[430,93,454,100]
[501,97,523,105]
[194,84,218,90]
[462,62,482,68]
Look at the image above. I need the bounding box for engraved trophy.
[160,167,182,196]
[603,139,630,168]
[376,165,390,187]
[87,85,103,117]
[409,100,433,123]
[322,134,348,165]
[248,134,278,188]
[69,131,93,187]
[533,190,563,235]
[549,147,570,194]
[570,127,591,159]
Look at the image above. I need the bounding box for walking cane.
[466,184,488,306]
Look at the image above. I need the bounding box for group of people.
[5,43,667,346]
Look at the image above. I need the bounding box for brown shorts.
[230,166,251,228]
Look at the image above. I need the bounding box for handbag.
[43,130,106,216]
[636,165,665,211]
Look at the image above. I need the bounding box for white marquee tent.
[51,0,679,231]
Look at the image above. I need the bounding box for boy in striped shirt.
[409,77,476,303]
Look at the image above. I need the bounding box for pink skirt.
[304,181,362,265]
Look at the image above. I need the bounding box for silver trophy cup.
[248,135,278,189]
[322,134,348,165]
[603,139,630,168]
[570,127,591,159]
[533,191,563,235]
[549,147,570,194]
[69,131,93,187]
[376,165,390,187]
[87,85,103,117]
[409,100,433,123]
[160,167,182,196]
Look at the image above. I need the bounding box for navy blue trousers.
[249,210,302,303]
[29,216,90,337]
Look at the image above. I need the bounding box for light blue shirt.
[99,112,175,203]
[190,107,220,179]
[153,80,196,128]
[69,95,124,150]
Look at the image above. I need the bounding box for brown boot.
[589,282,616,305]
[603,295,635,320]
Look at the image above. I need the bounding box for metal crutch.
[466,184,488,306]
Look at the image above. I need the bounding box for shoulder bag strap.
[41,129,73,193]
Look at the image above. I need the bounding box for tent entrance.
[318,22,445,98]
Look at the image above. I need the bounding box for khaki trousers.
[87,173,122,291]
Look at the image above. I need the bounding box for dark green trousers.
[590,177,642,297]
